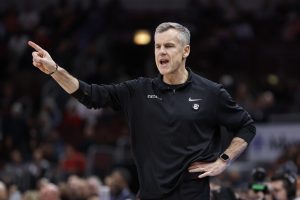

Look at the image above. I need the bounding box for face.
[270,180,288,200]
[154,29,190,76]
[109,171,126,195]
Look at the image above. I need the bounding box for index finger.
[28,41,44,52]
[198,171,210,179]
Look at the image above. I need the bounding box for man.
[269,173,297,200]
[0,181,7,200]
[39,183,60,200]
[29,22,256,200]
[105,168,135,200]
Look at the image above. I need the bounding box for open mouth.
[160,59,169,65]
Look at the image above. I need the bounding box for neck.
[163,67,189,85]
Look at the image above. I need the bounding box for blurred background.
[0,0,300,199]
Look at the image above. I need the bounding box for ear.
[183,45,190,59]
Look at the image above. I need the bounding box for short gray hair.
[155,22,190,45]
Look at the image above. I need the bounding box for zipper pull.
[173,89,176,94]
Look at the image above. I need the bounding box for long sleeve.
[216,85,256,144]
[71,80,137,111]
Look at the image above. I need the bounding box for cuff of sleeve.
[71,80,91,101]
[235,124,256,144]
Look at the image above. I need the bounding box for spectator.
[269,172,297,200]
[1,149,30,192]
[86,176,102,197]
[39,183,60,200]
[105,168,135,200]
[67,175,89,200]
[7,184,22,200]
[27,147,51,189]
[23,190,39,200]
[59,144,86,177]
[0,181,7,200]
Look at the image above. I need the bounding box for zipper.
[167,87,176,94]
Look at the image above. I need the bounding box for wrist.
[49,63,58,75]
[219,153,231,165]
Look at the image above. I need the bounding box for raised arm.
[28,41,79,94]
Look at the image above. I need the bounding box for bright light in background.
[133,30,151,45]
[267,74,279,86]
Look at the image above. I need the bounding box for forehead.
[154,29,180,44]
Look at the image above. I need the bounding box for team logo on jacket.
[193,103,199,110]
[147,94,162,100]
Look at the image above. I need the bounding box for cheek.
[173,53,183,62]
[154,55,158,62]
[155,58,160,65]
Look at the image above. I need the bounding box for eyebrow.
[155,42,176,46]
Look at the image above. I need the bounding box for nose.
[158,47,167,55]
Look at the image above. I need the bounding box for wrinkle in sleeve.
[71,80,135,110]
[216,85,256,143]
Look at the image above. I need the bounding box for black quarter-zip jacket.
[72,68,256,199]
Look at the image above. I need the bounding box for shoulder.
[191,71,221,93]
[123,77,153,86]
[121,77,154,93]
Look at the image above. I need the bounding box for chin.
[157,66,170,75]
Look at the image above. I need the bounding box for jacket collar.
[153,67,193,91]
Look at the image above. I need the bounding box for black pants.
[141,172,210,200]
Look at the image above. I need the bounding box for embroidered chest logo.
[188,97,202,102]
[147,94,162,100]
[189,97,202,110]
[193,104,199,110]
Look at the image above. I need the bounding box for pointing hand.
[28,41,57,75]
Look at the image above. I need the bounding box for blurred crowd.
[209,144,300,200]
[0,0,300,199]
[0,167,135,200]
[0,143,299,200]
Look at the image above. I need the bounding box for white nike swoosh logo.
[189,97,203,102]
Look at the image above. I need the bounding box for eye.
[165,43,175,48]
